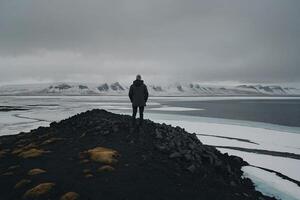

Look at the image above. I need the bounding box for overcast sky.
[0,0,299,85]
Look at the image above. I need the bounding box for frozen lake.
[1,95,300,200]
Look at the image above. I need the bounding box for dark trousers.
[132,105,144,120]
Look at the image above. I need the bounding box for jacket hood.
[133,79,144,87]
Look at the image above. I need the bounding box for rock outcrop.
[0,109,276,200]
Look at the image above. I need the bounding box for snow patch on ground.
[218,148,300,182]
[150,96,300,101]
[242,166,300,200]
[150,106,203,111]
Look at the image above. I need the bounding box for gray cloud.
[0,0,299,85]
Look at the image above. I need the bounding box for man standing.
[129,74,149,126]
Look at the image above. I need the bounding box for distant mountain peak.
[0,82,299,96]
[110,82,124,91]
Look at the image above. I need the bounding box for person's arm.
[144,85,149,102]
[129,85,133,102]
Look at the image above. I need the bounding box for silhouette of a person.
[129,74,149,126]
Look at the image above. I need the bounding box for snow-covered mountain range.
[0,82,300,96]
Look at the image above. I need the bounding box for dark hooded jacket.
[129,79,149,107]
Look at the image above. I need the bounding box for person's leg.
[139,106,144,125]
[131,105,137,126]
[132,105,137,124]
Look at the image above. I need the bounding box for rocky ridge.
[0,109,276,200]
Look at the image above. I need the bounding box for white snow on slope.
[1,82,300,96]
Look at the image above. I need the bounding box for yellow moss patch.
[97,165,115,172]
[86,147,119,165]
[84,173,93,178]
[60,192,80,200]
[8,165,20,170]
[14,179,31,189]
[12,143,37,155]
[2,171,13,176]
[41,138,64,145]
[83,169,91,174]
[23,183,55,199]
[18,148,49,158]
[28,168,46,175]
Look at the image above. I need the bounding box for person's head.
[136,74,142,80]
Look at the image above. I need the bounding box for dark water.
[155,99,300,127]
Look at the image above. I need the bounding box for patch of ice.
[0,121,50,136]
[242,166,300,200]
[0,112,36,124]
[150,106,203,111]
[218,148,300,182]
[150,96,300,101]
[144,112,300,134]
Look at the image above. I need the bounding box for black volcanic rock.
[97,83,109,91]
[78,85,88,90]
[258,85,272,92]
[177,85,184,92]
[54,84,72,90]
[110,82,124,91]
[237,85,259,91]
[0,109,276,200]
[151,85,163,92]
